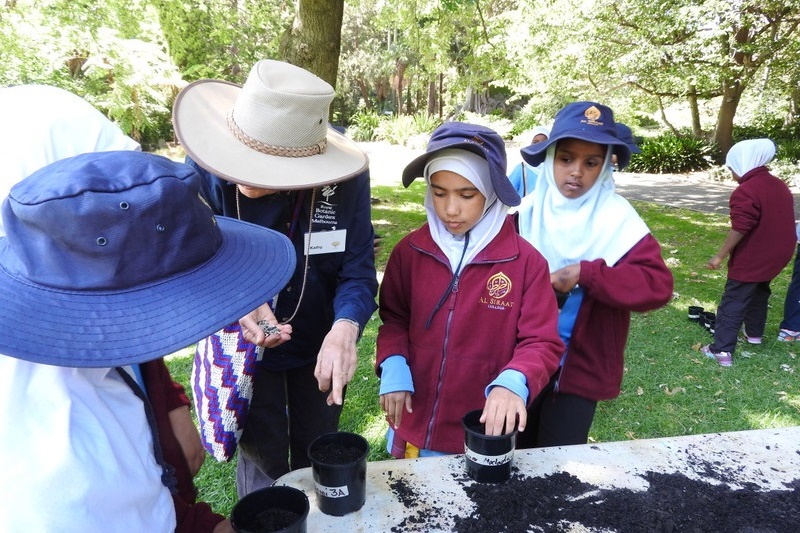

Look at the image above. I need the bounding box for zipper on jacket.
[425,289,459,450]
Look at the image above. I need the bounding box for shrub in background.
[348,110,382,141]
[627,131,717,174]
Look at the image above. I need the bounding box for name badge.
[304,229,347,255]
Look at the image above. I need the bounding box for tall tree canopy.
[3,0,800,153]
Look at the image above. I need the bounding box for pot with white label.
[307,431,369,516]
[462,409,516,483]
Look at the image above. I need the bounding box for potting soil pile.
[388,461,799,533]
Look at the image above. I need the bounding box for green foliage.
[375,114,418,145]
[627,132,717,173]
[508,111,544,138]
[371,112,442,145]
[411,111,442,134]
[776,139,800,164]
[348,110,383,142]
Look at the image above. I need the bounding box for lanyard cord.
[235,186,314,325]
[425,230,470,329]
[115,367,177,493]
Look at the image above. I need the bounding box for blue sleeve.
[485,369,528,403]
[378,355,414,395]
[333,170,379,330]
[507,163,525,197]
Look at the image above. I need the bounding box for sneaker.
[740,326,762,345]
[700,344,732,367]
[777,329,800,342]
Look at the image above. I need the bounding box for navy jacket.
[190,159,378,370]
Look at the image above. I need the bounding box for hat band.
[227,112,327,158]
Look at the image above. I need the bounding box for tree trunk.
[279,0,344,89]
[392,59,406,115]
[426,80,437,117]
[687,86,702,138]
[713,78,745,158]
[786,85,800,126]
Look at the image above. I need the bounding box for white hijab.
[424,149,509,271]
[0,84,140,236]
[726,138,775,178]
[517,144,649,272]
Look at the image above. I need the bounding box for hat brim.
[521,132,632,169]
[402,142,520,207]
[173,80,369,190]
[401,142,485,188]
[0,218,296,367]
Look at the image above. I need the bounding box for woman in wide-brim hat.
[172,59,378,497]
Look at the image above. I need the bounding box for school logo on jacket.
[480,272,514,310]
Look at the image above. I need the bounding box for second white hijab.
[517,144,650,272]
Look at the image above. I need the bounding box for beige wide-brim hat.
[173,59,368,190]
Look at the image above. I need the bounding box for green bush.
[411,112,442,136]
[348,110,382,142]
[627,131,717,174]
[777,138,800,163]
[375,114,416,145]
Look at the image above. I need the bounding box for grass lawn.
[166,179,800,517]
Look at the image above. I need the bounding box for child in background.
[613,123,641,169]
[507,126,550,197]
[376,122,564,458]
[703,139,795,365]
[515,101,673,447]
[778,223,800,342]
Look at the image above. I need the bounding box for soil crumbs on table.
[389,468,800,532]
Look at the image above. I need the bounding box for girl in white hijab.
[377,122,564,459]
[514,102,673,448]
[703,138,795,366]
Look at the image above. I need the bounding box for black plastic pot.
[231,485,309,533]
[462,409,516,483]
[700,311,716,330]
[307,431,369,516]
[688,305,703,321]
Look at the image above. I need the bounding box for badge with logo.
[479,272,514,310]
[583,105,604,126]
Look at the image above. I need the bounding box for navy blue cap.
[521,102,632,170]
[616,123,642,154]
[402,122,520,207]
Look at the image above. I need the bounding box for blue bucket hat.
[402,122,520,206]
[615,123,642,154]
[0,151,296,367]
[521,102,632,170]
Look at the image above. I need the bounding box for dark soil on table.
[388,465,800,532]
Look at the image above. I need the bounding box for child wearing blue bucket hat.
[0,150,295,532]
[376,122,564,458]
[515,102,673,448]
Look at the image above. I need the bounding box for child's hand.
[707,255,723,270]
[481,387,526,436]
[550,264,580,293]
[380,391,412,429]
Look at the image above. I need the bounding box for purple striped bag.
[191,322,260,462]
